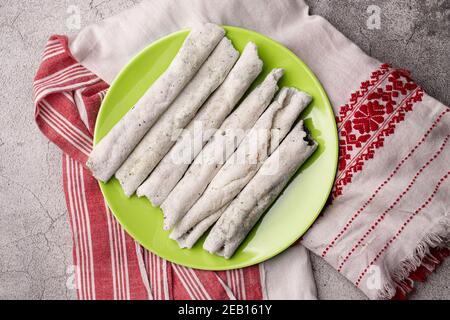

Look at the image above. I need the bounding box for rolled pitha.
[161,68,284,230]
[86,23,225,182]
[171,88,312,248]
[203,121,317,259]
[115,38,239,196]
[136,42,263,205]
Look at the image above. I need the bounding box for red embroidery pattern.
[337,64,391,126]
[333,64,424,199]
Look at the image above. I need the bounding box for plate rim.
[94,25,338,270]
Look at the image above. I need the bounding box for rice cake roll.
[171,88,312,248]
[136,42,263,205]
[86,23,225,181]
[204,121,317,258]
[161,69,284,230]
[116,38,239,196]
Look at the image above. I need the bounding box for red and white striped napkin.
[34,0,449,300]
[35,35,267,300]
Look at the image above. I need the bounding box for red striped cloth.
[34,36,262,300]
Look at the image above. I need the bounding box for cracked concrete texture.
[0,0,448,300]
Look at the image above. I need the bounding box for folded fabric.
[34,0,449,300]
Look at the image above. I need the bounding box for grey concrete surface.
[0,0,448,300]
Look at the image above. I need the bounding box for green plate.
[95,26,338,270]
